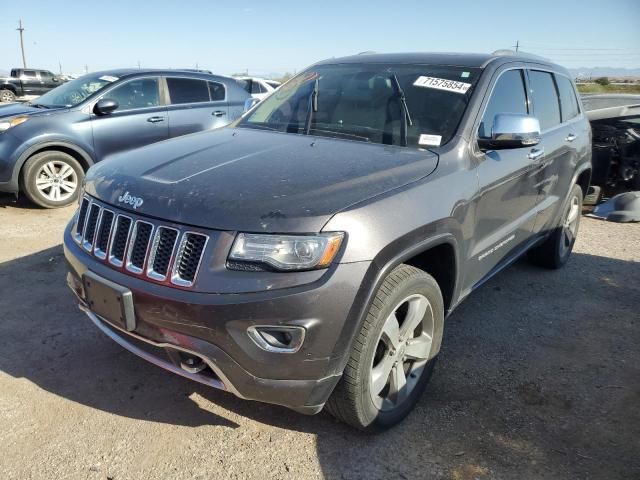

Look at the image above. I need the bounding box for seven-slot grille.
[73,196,209,288]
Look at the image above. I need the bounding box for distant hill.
[569,67,640,79]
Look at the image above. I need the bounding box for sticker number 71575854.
[413,76,471,94]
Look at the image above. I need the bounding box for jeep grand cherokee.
[64,52,591,431]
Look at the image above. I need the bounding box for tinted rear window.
[167,77,210,104]
[556,75,580,121]
[479,69,528,138]
[208,81,225,101]
[529,71,561,130]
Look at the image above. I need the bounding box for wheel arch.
[16,141,95,186]
[0,84,18,94]
[326,231,461,379]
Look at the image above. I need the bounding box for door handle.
[147,116,165,123]
[527,148,545,160]
[565,133,577,142]
[212,110,226,117]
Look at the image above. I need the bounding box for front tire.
[528,184,583,269]
[0,89,16,103]
[326,264,444,431]
[21,151,84,208]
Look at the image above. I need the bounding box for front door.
[91,77,168,159]
[465,68,541,288]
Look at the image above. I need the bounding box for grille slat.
[126,221,153,273]
[77,196,208,288]
[82,204,101,250]
[148,227,179,280]
[75,197,90,240]
[173,233,208,286]
[94,210,114,259]
[109,216,132,266]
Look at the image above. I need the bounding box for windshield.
[34,73,120,107]
[239,63,480,148]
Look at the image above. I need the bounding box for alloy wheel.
[560,194,580,258]
[369,293,434,411]
[35,160,78,202]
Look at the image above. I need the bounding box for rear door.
[466,68,541,287]
[165,77,229,138]
[91,76,169,159]
[526,70,583,233]
[20,69,41,95]
[39,71,59,93]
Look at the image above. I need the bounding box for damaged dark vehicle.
[582,94,640,203]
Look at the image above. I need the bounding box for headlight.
[0,116,29,133]
[228,232,344,271]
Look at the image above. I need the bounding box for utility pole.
[84,64,88,74]
[514,40,520,52]
[137,60,141,69]
[59,61,62,74]
[17,20,27,68]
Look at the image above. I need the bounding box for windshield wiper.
[390,74,413,146]
[304,77,319,135]
[29,103,50,109]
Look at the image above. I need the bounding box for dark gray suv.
[64,52,591,431]
[0,69,249,207]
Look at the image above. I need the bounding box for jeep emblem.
[118,191,144,209]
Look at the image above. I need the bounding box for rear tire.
[0,89,16,103]
[326,264,444,431]
[528,184,583,269]
[21,151,84,208]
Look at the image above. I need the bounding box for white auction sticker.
[99,75,119,82]
[418,134,442,146]
[413,76,471,94]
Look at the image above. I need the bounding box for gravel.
[0,193,638,480]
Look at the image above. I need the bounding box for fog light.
[247,326,306,353]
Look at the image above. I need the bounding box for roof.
[314,51,566,70]
[86,68,237,83]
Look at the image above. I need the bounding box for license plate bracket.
[82,271,135,331]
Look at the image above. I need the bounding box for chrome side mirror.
[479,113,541,150]
[243,97,260,112]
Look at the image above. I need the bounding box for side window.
[208,81,225,101]
[556,75,580,122]
[22,70,37,79]
[479,69,528,138]
[251,81,265,94]
[167,78,210,104]
[40,71,53,81]
[103,77,160,111]
[528,70,561,130]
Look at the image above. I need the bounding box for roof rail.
[491,49,550,62]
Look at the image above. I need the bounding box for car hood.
[0,103,66,119]
[85,128,439,232]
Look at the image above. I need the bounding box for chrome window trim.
[108,214,133,268]
[164,75,228,105]
[146,226,179,281]
[125,220,155,274]
[170,231,210,287]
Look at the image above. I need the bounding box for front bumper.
[64,222,371,413]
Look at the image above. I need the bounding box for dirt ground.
[0,193,638,480]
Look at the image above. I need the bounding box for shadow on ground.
[0,245,638,479]
[0,192,40,210]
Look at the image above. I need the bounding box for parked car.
[0,69,250,207]
[0,68,62,103]
[64,52,591,431]
[235,76,281,100]
[581,94,640,202]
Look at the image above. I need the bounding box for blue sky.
[1,0,639,76]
